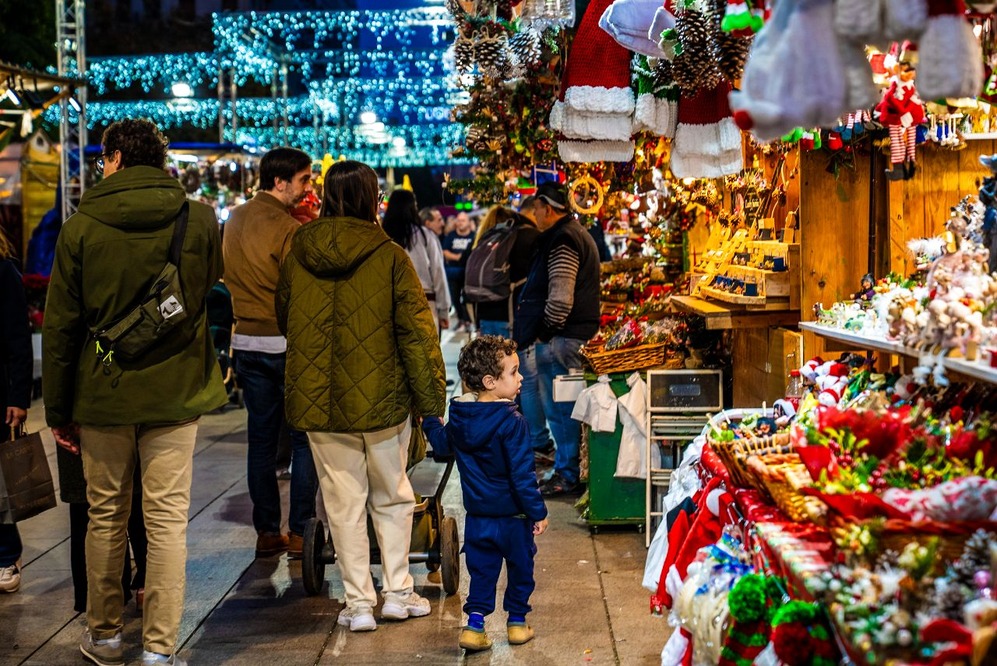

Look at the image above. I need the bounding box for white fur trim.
[556,108,634,141]
[918,16,985,101]
[833,0,883,42]
[634,94,677,137]
[549,99,565,132]
[557,139,635,163]
[674,117,742,158]
[665,564,684,603]
[564,85,635,114]
[670,146,743,179]
[660,630,690,666]
[883,0,928,41]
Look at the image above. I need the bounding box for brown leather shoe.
[255,532,289,558]
[287,532,304,559]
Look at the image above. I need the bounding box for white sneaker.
[381,591,431,620]
[338,605,377,632]
[0,561,20,593]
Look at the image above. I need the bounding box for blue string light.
[78,8,465,166]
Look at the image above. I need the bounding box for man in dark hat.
[513,182,601,497]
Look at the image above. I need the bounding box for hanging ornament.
[509,29,543,71]
[568,174,606,214]
[519,0,575,29]
[455,35,475,73]
[671,2,720,94]
[474,29,512,79]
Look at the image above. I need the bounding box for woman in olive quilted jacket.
[276,160,447,632]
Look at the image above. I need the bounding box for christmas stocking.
[671,82,742,178]
[633,56,679,137]
[917,0,984,101]
[550,0,635,162]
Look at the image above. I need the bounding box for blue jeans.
[517,345,552,451]
[235,350,318,536]
[463,515,536,617]
[478,320,510,337]
[0,524,20,567]
[534,337,586,484]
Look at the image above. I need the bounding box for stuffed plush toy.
[875,43,924,181]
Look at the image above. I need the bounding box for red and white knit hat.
[917,0,984,100]
[550,0,635,162]
[671,82,743,179]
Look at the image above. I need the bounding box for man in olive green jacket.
[43,119,226,666]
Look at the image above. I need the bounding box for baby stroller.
[205,280,241,407]
[301,442,461,596]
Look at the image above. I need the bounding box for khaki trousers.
[81,421,198,655]
[308,419,416,608]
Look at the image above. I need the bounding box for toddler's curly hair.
[457,335,518,391]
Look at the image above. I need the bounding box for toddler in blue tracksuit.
[423,335,548,652]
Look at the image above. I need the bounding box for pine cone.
[475,34,511,79]
[932,581,971,621]
[673,7,721,93]
[953,529,995,587]
[717,32,752,81]
[509,30,542,71]
[455,36,475,72]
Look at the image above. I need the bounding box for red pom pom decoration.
[772,622,814,665]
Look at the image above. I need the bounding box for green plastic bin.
[584,372,645,531]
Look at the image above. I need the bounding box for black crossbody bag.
[90,202,190,364]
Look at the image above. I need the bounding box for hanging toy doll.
[875,42,924,181]
[852,272,875,304]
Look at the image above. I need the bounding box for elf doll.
[875,42,924,181]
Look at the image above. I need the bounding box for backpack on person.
[463,222,523,304]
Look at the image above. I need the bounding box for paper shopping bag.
[0,427,57,524]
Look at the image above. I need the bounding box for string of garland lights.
[73,8,466,166]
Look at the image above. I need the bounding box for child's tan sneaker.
[459,627,493,651]
[507,623,535,645]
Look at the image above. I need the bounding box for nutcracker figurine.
[876,43,924,181]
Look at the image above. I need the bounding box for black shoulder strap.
[168,201,190,267]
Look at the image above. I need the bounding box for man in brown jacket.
[223,147,318,558]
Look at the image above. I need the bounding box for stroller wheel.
[440,516,460,596]
[302,517,329,595]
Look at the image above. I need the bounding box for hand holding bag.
[0,425,58,524]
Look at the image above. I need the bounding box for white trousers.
[308,419,416,608]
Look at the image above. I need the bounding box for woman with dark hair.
[383,189,450,332]
[276,161,447,632]
[0,228,31,594]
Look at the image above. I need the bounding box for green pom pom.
[720,13,753,34]
[729,574,768,622]
[772,599,817,627]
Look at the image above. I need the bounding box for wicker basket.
[710,433,792,490]
[581,342,667,374]
[748,455,827,524]
[830,520,997,573]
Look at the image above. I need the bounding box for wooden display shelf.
[801,322,997,385]
[670,295,801,330]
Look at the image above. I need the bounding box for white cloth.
[599,0,671,58]
[615,371,648,479]
[231,333,287,353]
[570,375,619,432]
[406,226,451,318]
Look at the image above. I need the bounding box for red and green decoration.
[720,574,783,666]
[771,600,837,666]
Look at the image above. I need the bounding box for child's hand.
[533,519,548,536]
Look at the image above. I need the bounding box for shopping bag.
[0,427,58,524]
[407,414,427,470]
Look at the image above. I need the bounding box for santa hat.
[551,0,635,162]
[800,357,824,383]
[600,0,671,58]
[633,56,679,137]
[671,82,743,179]
[917,0,984,101]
